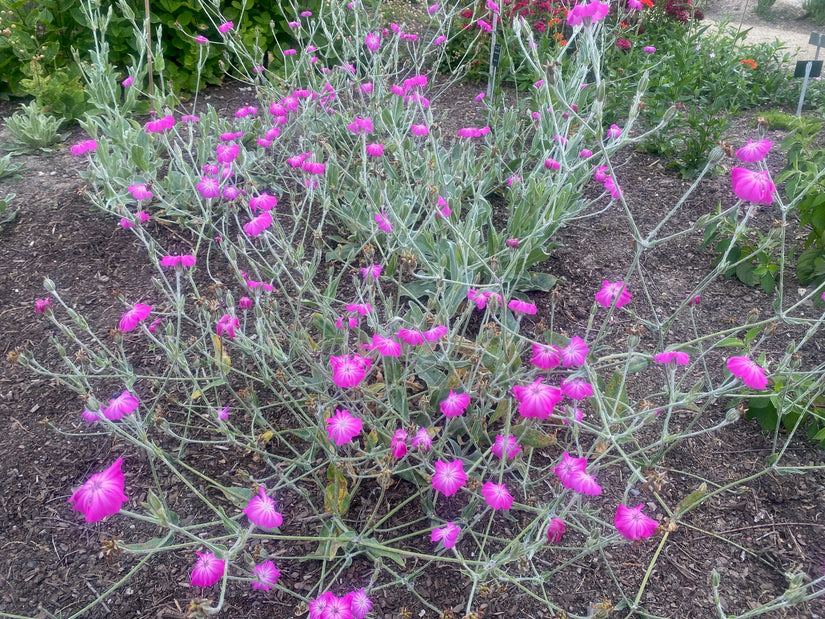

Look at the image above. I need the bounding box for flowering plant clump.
[19,0,825,615]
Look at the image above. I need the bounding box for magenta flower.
[482,482,514,510]
[197,176,221,199]
[410,123,429,136]
[567,1,609,26]
[431,459,467,497]
[347,116,374,134]
[218,21,234,33]
[436,195,451,219]
[391,429,408,458]
[491,434,522,459]
[360,263,382,279]
[431,521,460,549]
[248,192,278,212]
[128,183,153,201]
[216,406,230,420]
[595,280,632,309]
[375,210,393,233]
[34,298,51,314]
[365,142,384,157]
[326,408,363,446]
[244,487,283,530]
[726,356,768,389]
[606,124,622,139]
[216,143,239,164]
[513,378,563,419]
[345,302,372,316]
[82,408,99,423]
[361,334,402,357]
[440,390,470,417]
[365,32,381,52]
[119,303,152,332]
[160,254,196,268]
[628,0,642,7]
[560,377,593,400]
[506,238,519,249]
[643,45,656,53]
[546,517,566,543]
[194,35,208,43]
[412,427,433,451]
[615,504,659,541]
[239,296,253,309]
[423,325,448,341]
[654,351,690,365]
[351,589,372,619]
[553,452,602,495]
[302,160,326,175]
[144,114,175,133]
[531,343,560,369]
[252,561,280,591]
[330,354,371,388]
[398,328,425,345]
[216,314,239,339]
[580,148,593,158]
[508,299,537,315]
[68,457,128,522]
[559,337,589,367]
[70,139,98,156]
[243,212,273,236]
[467,289,502,310]
[731,167,775,205]
[190,552,225,587]
[544,158,561,171]
[432,34,447,46]
[736,139,772,163]
[103,390,139,420]
[429,3,439,14]
[122,76,134,88]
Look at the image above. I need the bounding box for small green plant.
[3,101,69,153]
[804,0,825,24]
[0,192,17,226]
[755,0,778,19]
[756,110,820,132]
[0,153,24,182]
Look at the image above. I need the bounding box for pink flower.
[375,210,393,233]
[436,195,451,218]
[628,0,642,8]
[615,504,659,541]
[302,160,326,175]
[643,45,656,53]
[194,35,208,44]
[197,176,221,199]
[736,139,772,163]
[190,552,225,587]
[432,35,447,46]
[508,299,537,315]
[68,457,128,522]
[428,3,439,14]
[559,337,589,367]
[560,377,593,400]
[244,487,283,530]
[362,334,402,357]
[654,351,690,365]
[580,148,593,158]
[239,296,253,309]
[475,92,485,102]
[103,390,139,420]
[616,38,632,50]
[34,298,51,314]
[411,123,429,136]
[351,589,372,619]
[544,158,561,171]
[122,76,135,87]
[423,325,448,342]
[431,521,460,548]
[595,280,632,308]
[606,124,622,139]
[482,482,514,510]
[398,328,425,345]
[531,343,561,369]
[347,116,374,134]
[412,427,433,451]
[593,165,609,182]
[554,452,602,495]
[330,354,371,388]
[326,409,363,445]
[546,518,566,543]
[567,1,609,26]
[128,184,153,201]
[431,459,467,496]
[144,115,175,133]
[119,303,152,332]
[216,143,239,164]
[249,192,278,212]
[345,302,372,316]
[513,378,563,419]
[492,435,522,459]
[726,356,768,389]
[70,139,98,156]
[731,167,775,205]
[391,429,408,458]
[251,561,280,591]
[160,254,196,268]
[216,314,239,338]
[365,32,381,51]
[148,317,163,333]
[216,406,230,420]
[467,289,502,310]
[440,390,470,417]
[605,176,623,200]
[82,408,99,423]
[244,212,273,236]
[218,21,234,33]
[365,142,384,157]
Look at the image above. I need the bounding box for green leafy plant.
[804,0,825,24]
[0,153,24,182]
[0,192,16,225]
[3,101,69,153]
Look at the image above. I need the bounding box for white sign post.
[796,32,825,115]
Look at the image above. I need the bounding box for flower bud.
[43,278,56,292]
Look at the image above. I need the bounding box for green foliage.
[755,0,778,19]
[746,384,825,447]
[804,0,825,24]
[0,192,16,225]
[0,153,23,182]
[3,101,69,153]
